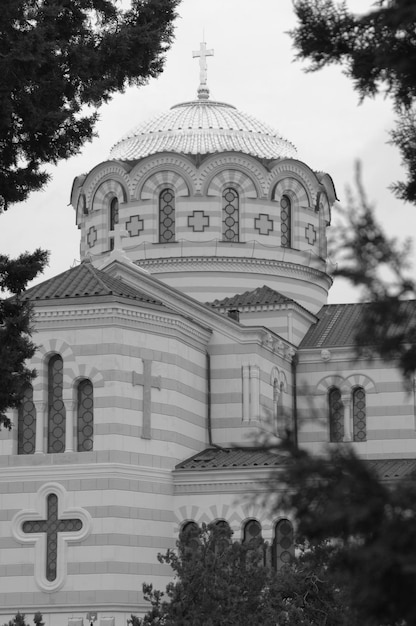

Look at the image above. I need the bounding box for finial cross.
[192,41,214,99]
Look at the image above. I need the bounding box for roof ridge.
[84,263,114,295]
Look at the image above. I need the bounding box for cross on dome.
[192,41,214,100]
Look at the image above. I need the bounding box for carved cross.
[188,210,209,232]
[126,215,144,237]
[255,213,274,235]
[305,223,317,245]
[132,359,162,439]
[22,493,83,582]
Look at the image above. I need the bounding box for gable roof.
[209,285,300,310]
[20,260,169,310]
[300,301,416,349]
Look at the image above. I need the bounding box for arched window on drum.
[18,383,36,454]
[159,188,175,243]
[272,518,294,570]
[109,197,119,250]
[48,354,66,453]
[352,386,366,442]
[328,386,344,443]
[222,187,239,242]
[77,379,94,451]
[242,519,265,565]
[280,195,292,248]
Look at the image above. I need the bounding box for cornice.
[137,256,332,287]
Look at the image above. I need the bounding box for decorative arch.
[316,374,349,396]
[140,170,189,200]
[272,518,295,570]
[31,340,77,397]
[130,155,197,198]
[82,161,131,212]
[272,177,310,209]
[206,168,258,199]
[345,373,377,394]
[92,179,127,213]
[268,159,317,206]
[200,154,267,197]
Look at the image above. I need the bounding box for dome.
[109,99,297,161]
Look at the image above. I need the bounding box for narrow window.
[180,521,200,552]
[213,519,232,552]
[280,195,291,248]
[272,519,294,570]
[159,188,175,242]
[48,355,66,453]
[243,519,262,546]
[18,383,36,455]
[353,386,366,442]
[329,387,344,443]
[77,379,94,452]
[109,197,119,250]
[222,187,239,242]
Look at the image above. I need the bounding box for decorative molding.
[84,163,131,209]
[87,225,97,248]
[255,213,273,235]
[130,155,198,198]
[315,374,377,395]
[305,223,317,245]
[199,154,267,196]
[92,179,127,213]
[206,168,258,199]
[126,214,144,237]
[268,161,317,205]
[188,210,210,232]
[140,170,189,200]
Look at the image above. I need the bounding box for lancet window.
[77,379,94,452]
[280,195,292,248]
[272,519,294,570]
[222,187,239,242]
[328,387,344,443]
[18,383,36,455]
[48,354,66,453]
[159,188,175,243]
[180,521,200,552]
[352,386,366,442]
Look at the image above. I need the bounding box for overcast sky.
[1,0,412,304]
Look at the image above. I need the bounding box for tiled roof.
[209,285,296,310]
[176,448,416,483]
[300,301,416,349]
[110,99,296,161]
[20,260,168,308]
[368,458,416,481]
[175,447,289,470]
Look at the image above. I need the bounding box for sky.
[1,0,412,304]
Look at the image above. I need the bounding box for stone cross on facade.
[22,493,83,582]
[192,41,214,99]
[132,359,162,439]
[305,223,317,245]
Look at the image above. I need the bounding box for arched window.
[222,187,239,242]
[280,195,291,248]
[109,197,119,250]
[48,355,66,453]
[242,519,262,546]
[213,519,232,552]
[77,379,94,452]
[18,383,36,455]
[352,386,366,442]
[159,188,175,243]
[180,521,200,552]
[329,387,344,443]
[272,519,294,570]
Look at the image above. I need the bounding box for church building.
[1,43,415,625]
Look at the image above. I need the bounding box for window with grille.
[109,197,119,250]
[280,195,291,248]
[18,384,36,455]
[329,387,344,443]
[48,355,66,453]
[159,188,175,242]
[222,187,239,242]
[352,386,366,442]
[77,379,94,451]
[272,519,294,570]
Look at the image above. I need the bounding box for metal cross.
[22,493,83,582]
[192,41,214,98]
[188,210,209,232]
[255,213,274,236]
[126,215,144,237]
[132,359,162,439]
[305,223,317,245]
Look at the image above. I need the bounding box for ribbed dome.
[109,99,297,161]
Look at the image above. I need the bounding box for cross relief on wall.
[132,359,162,439]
